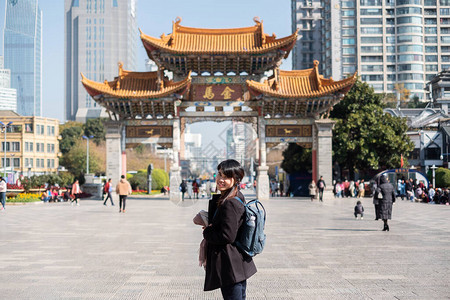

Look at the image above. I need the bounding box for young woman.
[203,159,257,299]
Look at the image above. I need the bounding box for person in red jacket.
[71,179,82,206]
[103,178,114,206]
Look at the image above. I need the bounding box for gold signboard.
[192,84,243,101]
[126,126,172,138]
[266,125,312,137]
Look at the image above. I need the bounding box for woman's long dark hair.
[217,159,245,206]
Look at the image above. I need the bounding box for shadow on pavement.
[316,228,380,232]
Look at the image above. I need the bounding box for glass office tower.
[3,0,42,116]
[65,0,138,122]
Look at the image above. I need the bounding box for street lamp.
[82,135,94,174]
[430,164,438,188]
[10,153,15,182]
[0,121,12,178]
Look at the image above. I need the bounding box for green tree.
[59,124,83,154]
[280,144,312,174]
[83,118,106,145]
[59,141,101,177]
[331,79,414,178]
[58,172,75,188]
[407,96,428,108]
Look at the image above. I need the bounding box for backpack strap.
[234,196,245,206]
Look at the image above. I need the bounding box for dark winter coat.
[180,181,187,193]
[203,192,257,291]
[354,204,364,214]
[317,179,326,190]
[376,176,395,220]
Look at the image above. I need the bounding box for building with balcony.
[0,111,60,178]
[291,0,450,99]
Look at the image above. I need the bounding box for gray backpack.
[234,197,266,257]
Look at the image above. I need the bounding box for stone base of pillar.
[169,167,182,202]
[256,166,270,201]
[321,189,334,201]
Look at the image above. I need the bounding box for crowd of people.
[332,179,367,198]
[329,176,450,205]
[180,178,217,201]
[394,178,450,205]
[40,179,83,205]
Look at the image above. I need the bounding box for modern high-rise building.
[65,0,137,122]
[3,0,42,116]
[0,56,17,112]
[292,0,450,99]
[291,0,324,72]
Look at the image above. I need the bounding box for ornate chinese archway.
[82,18,356,201]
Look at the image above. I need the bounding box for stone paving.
[0,192,449,299]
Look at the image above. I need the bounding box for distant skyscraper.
[3,0,42,116]
[65,0,137,122]
[292,0,450,100]
[0,56,17,112]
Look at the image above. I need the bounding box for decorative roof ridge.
[141,18,296,46]
[311,60,322,90]
[320,71,358,87]
[171,16,263,35]
[116,62,158,79]
[245,66,358,99]
[81,71,191,99]
[278,68,314,76]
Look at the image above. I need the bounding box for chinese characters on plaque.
[193,84,243,101]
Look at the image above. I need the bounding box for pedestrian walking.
[309,180,316,201]
[354,200,364,219]
[372,178,381,220]
[193,179,199,199]
[71,179,82,206]
[375,175,395,231]
[203,159,257,299]
[270,180,277,197]
[317,176,326,202]
[358,179,365,198]
[0,177,6,211]
[103,178,114,206]
[116,175,132,213]
[279,181,284,197]
[180,180,187,201]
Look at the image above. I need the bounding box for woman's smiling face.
[216,170,235,191]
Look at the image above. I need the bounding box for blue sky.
[0,0,293,151]
[0,0,292,122]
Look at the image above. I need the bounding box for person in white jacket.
[0,176,6,211]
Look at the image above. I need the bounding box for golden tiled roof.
[81,63,191,99]
[246,61,357,98]
[140,17,298,55]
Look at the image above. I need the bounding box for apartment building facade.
[0,111,59,176]
[292,0,450,99]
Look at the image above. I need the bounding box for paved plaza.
[0,192,449,300]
